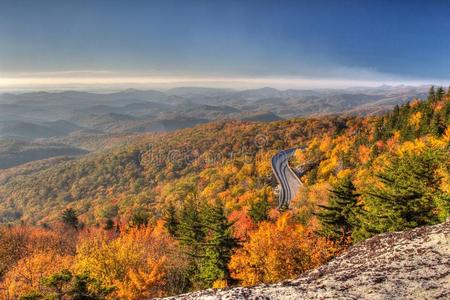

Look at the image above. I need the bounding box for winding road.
[271,148,302,209]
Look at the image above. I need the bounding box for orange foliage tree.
[1,250,73,299]
[229,213,338,286]
[0,225,76,278]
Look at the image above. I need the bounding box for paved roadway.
[271,148,302,209]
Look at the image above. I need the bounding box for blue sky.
[0,0,449,89]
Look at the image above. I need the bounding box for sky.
[0,0,449,90]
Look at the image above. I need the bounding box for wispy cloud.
[0,70,116,77]
[0,69,448,91]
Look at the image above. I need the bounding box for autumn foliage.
[229,213,338,286]
[0,87,449,298]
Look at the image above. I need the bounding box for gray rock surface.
[166,220,450,299]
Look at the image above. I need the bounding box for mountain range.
[0,85,430,168]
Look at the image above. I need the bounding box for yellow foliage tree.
[319,135,333,153]
[409,111,422,128]
[75,222,188,298]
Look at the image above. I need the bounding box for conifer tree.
[385,105,400,135]
[373,117,385,141]
[175,196,206,288]
[354,148,448,242]
[248,192,270,223]
[428,86,436,102]
[430,113,446,136]
[164,204,179,237]
[40,270,114,299]
[437,86,445,101]
[104,218,114,230]
[128,208,149,228]
[61,208,79,230]
[176,197,205,255]
[198,201,239,287]
[419,103,434,136]
[317,176,361,242]
[444,100,450,122]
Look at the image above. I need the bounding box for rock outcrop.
[167,220,450,299]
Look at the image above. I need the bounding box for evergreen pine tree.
[164,203,179,236]
[61,208,79,230]
[128,208,149,228]
[248,191,270,223]
[176,196,206,288]
[177,197,205,250]
[103,218,114,230]
[419,103,434,135]
[436,86,445,101]
[198,201,239,287]
[385,105,400,135]
[430,113,446,136]
[428,86,436,102]
[41,270,114,299]
[354,148,447,242]
[40,269,72,299]
[444,101,450,123]
[307,167,318,185]
[373,117,385,141]
[317,176,361,242]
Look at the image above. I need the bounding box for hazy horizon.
[0,74,448,93]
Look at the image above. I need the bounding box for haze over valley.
[0,84,431,169]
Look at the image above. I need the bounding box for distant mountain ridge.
[0,85,429,133]
[0,85,431,169]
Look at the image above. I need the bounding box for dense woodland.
[0,87,449,299]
